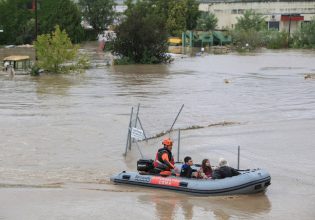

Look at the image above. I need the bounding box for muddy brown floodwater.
[1,43,315,219]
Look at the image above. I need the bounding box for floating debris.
[142,121,239,141]
[304,74,315,80]
[0,182,63,188]
[224,79,230,84]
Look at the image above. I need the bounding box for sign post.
[131,127,145,141]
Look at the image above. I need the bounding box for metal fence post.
[169,104,184,133]
[177,129,181,162]
[124,107,133,156]
[137,116,147,140]
[237,145,240,169]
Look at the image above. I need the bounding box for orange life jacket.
[153,147,175,170]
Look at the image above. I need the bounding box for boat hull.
[111,169,271,196]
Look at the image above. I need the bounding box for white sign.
[0,30,3,33]
[131,127,145,141]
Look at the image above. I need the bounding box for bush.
[264,30,288,49]
[291,18,315,48]
[231,29,265,51]
[113,56,134,65]
[34,25,89,73]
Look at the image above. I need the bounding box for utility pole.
[287,0,292,48]
[35,0,38,39]
[34,0,38,60]
[288,13,292,48]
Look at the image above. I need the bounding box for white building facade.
[199,0,315,33]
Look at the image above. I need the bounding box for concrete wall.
[199,1,315,32]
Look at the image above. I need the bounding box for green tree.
[184,0,200,31]
[79,0,116,34]
[291,17,315,48]
[131,0,199,37]
[166,1,187,36]
[0,0,33,45]
[196,12,218,31]
[38,0,84,43]
[164,0,199,36]
[34,25,88,73]
[235,10,266,32]
[232,10,267,51]
[113,0,171,64]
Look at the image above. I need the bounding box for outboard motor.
[137,159,154,172]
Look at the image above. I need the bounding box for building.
[199,0,315,33]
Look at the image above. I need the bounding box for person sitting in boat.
[212,158,240,179]
[180,156,198,178]
[153,138,176,175]
[199,158,213,179]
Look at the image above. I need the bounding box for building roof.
[3,55,30,61]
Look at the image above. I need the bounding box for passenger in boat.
[153,138,176,175]
[212,158,240,179]
[180,156,198,178]
[199,159,213,179]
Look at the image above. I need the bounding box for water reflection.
[138,192,271,220]
[32,74,85,96]
[109,64,171,86]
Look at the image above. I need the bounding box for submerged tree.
[35,25,88,73]
[112,0,171,64]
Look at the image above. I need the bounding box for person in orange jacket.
[153,138,176,175]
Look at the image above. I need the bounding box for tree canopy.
[184,0,200,31]
[113,0,171,64]
[235,10,266,32]
[196,12,218,31]
[154,0,200,36]
[38,0,84,43]
[0,0,33,44]
[79,0,116,34]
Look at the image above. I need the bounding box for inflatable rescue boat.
[111,163,271,196]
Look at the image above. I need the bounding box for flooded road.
[1,44,315,219]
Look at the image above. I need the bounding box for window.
[268,21,279,30]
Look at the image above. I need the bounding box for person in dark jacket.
[212,158,240,179]
[180,156,198,178]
